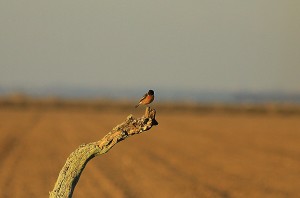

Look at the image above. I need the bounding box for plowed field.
[0,107,299,197]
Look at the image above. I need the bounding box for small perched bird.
[135,90,155,108]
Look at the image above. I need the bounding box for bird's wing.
[139,93,148,103]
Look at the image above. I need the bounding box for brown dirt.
[0,106,299,198]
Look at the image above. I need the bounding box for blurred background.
[1,0,300,103]
[1,1,300,198]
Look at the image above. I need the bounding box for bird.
[135,90,155,108]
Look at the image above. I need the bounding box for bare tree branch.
[49,107,158,198]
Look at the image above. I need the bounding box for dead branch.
[49,107,158,198]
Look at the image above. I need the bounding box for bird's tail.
[135,104,139,108]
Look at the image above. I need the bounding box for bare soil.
[0,105,299,198]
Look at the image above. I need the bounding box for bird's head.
[148,90,154,95]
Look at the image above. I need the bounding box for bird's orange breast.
[141,95,154,105]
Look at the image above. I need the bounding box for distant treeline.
[1,96,300,116]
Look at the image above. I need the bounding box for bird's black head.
[148,90,154,95]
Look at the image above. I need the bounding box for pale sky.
[1,0,300,94]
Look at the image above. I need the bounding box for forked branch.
[49,107,158,198]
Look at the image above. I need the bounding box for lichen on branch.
[50,107,158,198]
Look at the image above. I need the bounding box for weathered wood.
[49,107,158,198]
